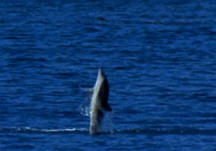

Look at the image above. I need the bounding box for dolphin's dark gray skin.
[90,68,112,135]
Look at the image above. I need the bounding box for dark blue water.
[0,0,216,150]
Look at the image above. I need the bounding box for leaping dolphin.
[90,68,112,135]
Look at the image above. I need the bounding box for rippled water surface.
[0,0,216,150]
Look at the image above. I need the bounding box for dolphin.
[90,68,112,135]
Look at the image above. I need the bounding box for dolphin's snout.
[98,67,104,78]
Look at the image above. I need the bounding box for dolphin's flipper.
[103,103,112,112]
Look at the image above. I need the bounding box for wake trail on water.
[115,127,216,135]
[0,127,215,135]
[0,127,89,134]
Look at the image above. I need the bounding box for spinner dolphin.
[89,68,112,135]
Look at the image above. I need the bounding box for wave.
[0,127,215,135]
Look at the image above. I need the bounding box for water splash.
[79,99,91,117]
[79,88,92,117]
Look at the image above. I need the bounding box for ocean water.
[0,0,216,150]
